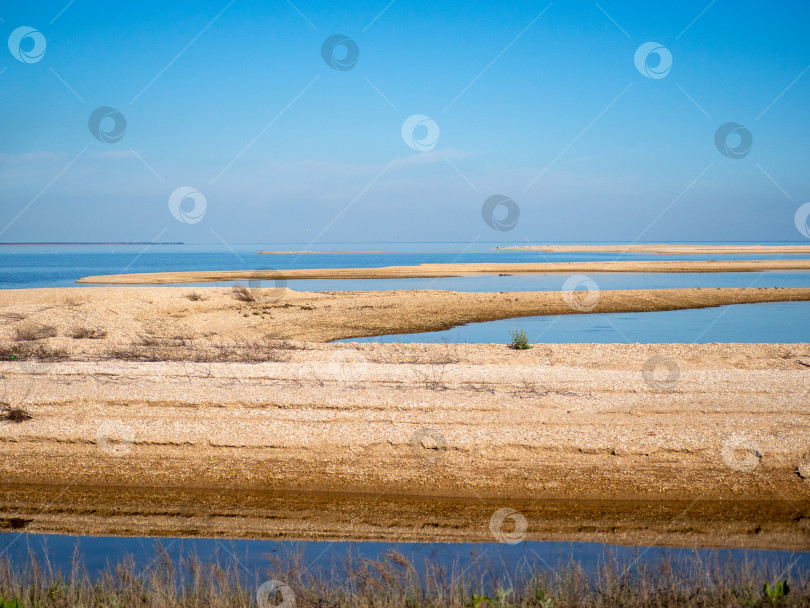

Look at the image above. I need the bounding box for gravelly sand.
[1,287,809,548]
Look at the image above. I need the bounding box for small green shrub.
[509,329,531,350]
[764,580,790,604]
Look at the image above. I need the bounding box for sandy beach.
[501,244,810,255]
[76,259,810,284]
[0,286,809,548]
[2,285,810,343]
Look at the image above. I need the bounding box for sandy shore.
[502,244,810,254]
[1,342,809,548]
[1,287,809,548]
[77,259,810,284]
[2,286,810,343]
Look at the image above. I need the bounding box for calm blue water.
[2,533,806,585]
[2,242,808,343]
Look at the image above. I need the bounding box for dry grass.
[0,543,806,607]
[0,402,32,423]
[231,285,256,302]
[13,324,57,342]
[68,327,107,340]
[0,343,67,362]
[107,335,292,363]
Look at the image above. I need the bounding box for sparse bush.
[13,324,57,342]
[0,343,67,362]
[509,328,531,350]
[69,327,107,340]
[231,285,255,302]
[0,402,32,423]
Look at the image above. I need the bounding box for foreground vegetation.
[0,543,806,607]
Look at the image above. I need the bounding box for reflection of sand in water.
[0,484,807,550]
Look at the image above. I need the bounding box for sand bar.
[1,287,809,548]
[78,259,810,284]
[502,244,810,254]
[0,341,809,548]
[3,286,810,343]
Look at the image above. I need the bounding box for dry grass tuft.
[0,402,33,423]
[231,285,255,302]
[69,327,107,340]
[13,324,57,342]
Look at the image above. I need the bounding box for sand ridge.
[77,258,810,284]
[2,285,810,343]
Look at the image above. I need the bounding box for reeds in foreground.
[0,542,806,607]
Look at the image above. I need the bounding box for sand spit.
[502,244,810,255]
[1,287,809,548]
[77,259,810,284]
[0,342,809,548]
[2,286,810,343]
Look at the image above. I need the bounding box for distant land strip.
[0,242,183,246]
[499,244,810,254]
[77,259,810,284]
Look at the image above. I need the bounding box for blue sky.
[1,0,809,244]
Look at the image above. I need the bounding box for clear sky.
[1,0,809,244]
